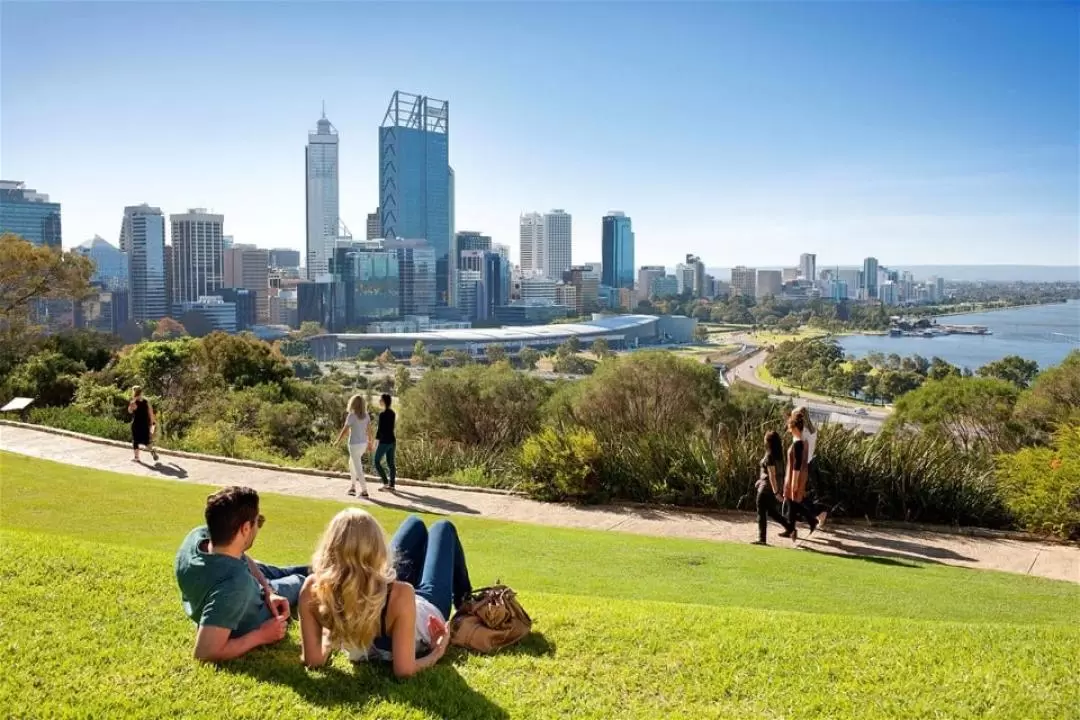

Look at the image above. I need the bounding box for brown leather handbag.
[449,584,532,653]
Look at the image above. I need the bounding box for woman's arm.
[148,402,156,426]
[767,465,779,496]
[389,584,447,678]
[299,578,333,667]
[334,418,349,445]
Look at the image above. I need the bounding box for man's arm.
[194,618,285,663]
[245,555,288,618]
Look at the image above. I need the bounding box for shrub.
[72,376,130,421]
[28,406,131,443]
[996,425,1080,539]
[395,440,516,489]
[2,351,84,407]
[256,400,314,456]
[1013,350,1080,442]
[297,441,350,473]
[519,426,603,502]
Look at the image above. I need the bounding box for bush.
[2,351,84,407]
[176,420,287,464]
[72,376,132,421]
[996,425,1080,539]
[297,442,350,473]
[28,406,131,443]
[395,440,517,489]
[519,427,603,502]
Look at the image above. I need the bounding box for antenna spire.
[321,100,326,119]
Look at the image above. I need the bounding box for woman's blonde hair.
[309,508,395,651]
[347,393,366,416]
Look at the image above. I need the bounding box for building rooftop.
[312,314,661,344]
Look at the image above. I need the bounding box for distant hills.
[704,265,1080,283]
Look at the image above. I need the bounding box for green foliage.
[393,365,413,393]
[297,441,350,473]
[978,355,1040,389]
[520,426,603,501]
[1013,350,1080,440]
[485,343,507,363]
[290,358,321,379]
[194,332,293,389]
[552,354,597,375]
[27,406,131,442]
[518,346,541,370]
[440,348,472,366]
[72,375,130,421]
[256,400,313,456]
[997,425,1080,539]
[41,330,120,372]
[114,339,196,398]
[295,321,325,339]
[1,351,83,406]
[888,376,1021,451]
[355,348,378,362]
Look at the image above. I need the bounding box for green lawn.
[1,452,1078,719]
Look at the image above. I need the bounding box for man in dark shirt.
[373,393,397,491]
[175,486,309,662]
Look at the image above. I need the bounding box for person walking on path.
[783,413,819,535]
[335,394,373,498]
[128,385,158,463]
[792,407,829,528]
[753,431,796,545]
[373,393,397,491]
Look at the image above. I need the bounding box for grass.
[2,452,1079,719]
[755,362,882,409]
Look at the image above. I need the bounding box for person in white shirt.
[793,407,829,527]
[335,394,373,498]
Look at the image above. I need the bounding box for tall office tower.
[519,212,544,277]
[493,243,511,261]
[601,212,634,289]
[862,257,879,300]
[675,263,694,295]
[306,109,339,278]
[799,253,817,282]
[782,267,800,283]
[637,266,666,302]
[170,209,224,310]
[730,266,757,297]
[269,248,301,270]
[75,236,128,291]
[379,92,452,306]
[563,265,600,315]
[684,254,706,297]
[223,243,271,322]
[756,269,782,298]
[366,208,381,240]
[387,239,436,316]
[544,209,572,280]
[0,180,61,248]
[456,230,492,253]
[119,204,167,321]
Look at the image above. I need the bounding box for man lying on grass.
[175,486,310,662]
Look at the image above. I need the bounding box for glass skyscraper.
[379,92,452,306]
[0,180,61,248]
[119,204,167,321]
[601,212,634,289]
[306,110,339,279]
[75,236,128,291]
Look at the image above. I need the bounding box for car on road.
[856,408,869,416]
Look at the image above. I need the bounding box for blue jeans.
[374,441,397,487]
[389,516,472,619]
[255,562,309,614]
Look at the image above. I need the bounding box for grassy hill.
[1,451,1077,719]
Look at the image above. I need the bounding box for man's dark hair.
[205,486,260,545]
[381,393,392,408]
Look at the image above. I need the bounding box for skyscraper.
[75,236,128,291]
[685,254,706,298]
[756,270,782,298]
[269,248,301,270]
[799,253,817,283]
[170,209,224,310]
[379,91,452,306]
[544,209,572,280]
[120,204,167,321]
[862,257,879,300]
[366,208,381,240]
[637,266,666,302]
[731,266,757,297]
[387,239,436,316]
[224,244,271,322]
[519,212,544,277]
[456,230,492,253]
[0,180,61,248]
[601,212,634,289]
[306,109,339,279]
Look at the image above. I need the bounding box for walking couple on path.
[335,392,397,498]
[175,486,473,678]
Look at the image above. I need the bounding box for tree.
[928,356,961,381]
[977,355,1039,389]
[0,233,93,362]
[152,317,188,340]
[178,311,215,338]
[888,375,1021,451]
[694,324,710,343]
[356,348,378,363]
[194,332,293,389]
[519,347,541,371]
[1,350,83,406]
[862,374,882,405]
[296,321,326,339]
[376,349,396,368]
[394,365,414,394]
[485,344,507,364]
[411,341,432,367]
[1014,351,1080,439]
[591,338,613,359]
[565,336,581,354]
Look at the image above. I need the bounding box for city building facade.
[223,244,270,322]
[519,212,544,277]
[75,236,128,291]
[120,204,167,321]
[731,266,757,297]
[756,269,782,298]
[306,110,339,278]
[601,212,634,289]
[170,209,225,311]
[0,180,61,248]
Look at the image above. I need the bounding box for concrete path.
[2,424,1076,584]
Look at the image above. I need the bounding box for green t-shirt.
[175,526,272,637]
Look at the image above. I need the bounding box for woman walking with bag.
[752,430,796,545]
[128,386,158,463]
[335,394,373,497]
[298,510,473,678]
[784,413,819,535]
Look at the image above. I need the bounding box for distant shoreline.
[929,298,1075,320]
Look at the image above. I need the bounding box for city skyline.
[2,3,1077,267]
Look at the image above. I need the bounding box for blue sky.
[2,1,1077,268]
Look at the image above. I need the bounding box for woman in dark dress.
[753,431,796,545]
[784,413,819,535]
[128,385,158,462]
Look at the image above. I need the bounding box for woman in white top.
[793,407,828,526]
[335,394,373,497]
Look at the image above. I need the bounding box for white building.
[305,110,339,279]
[756,270,782,298]
[519,213,544,277]
[119,204,167,321]
[520,277,557,305]
[731,266,757,298]
[799,253,816,283]
[170,209,224,307]
[544,209,572,280]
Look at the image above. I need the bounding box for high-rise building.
[601,212,634,289]
[637,266,666,302]
[520,277,557,305]
[387,238,436,316]
[878,282,899,306]
[684,254,706,298]
[493,243,511,261]
[175,295,237,334]
[75,236,128,291]
[366,208,381,240]
[223,244,270,322]
[782,267,800,283]
[170,209,224,311]
[563,265,600,315]
[799,253,817,283]
[544,209,572,280]
[932,275,946,302]
[756,270,782,298]
[120,204,167,321]
[650,274,679,298]
[731,266,757,297]
[0,180,61,248]
[78,288,129,335]
[554,283,578,312]
[675,263,695,295]
[518,212,544,277]
[456,231,492,253]
[379,92,452,306]
[269,248,301,270]
[306,109,339,278]
[862,257,879,300]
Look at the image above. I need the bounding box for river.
[837,299,1080,371]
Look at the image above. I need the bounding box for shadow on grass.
[493,631,556,657]
[226,637,508,719]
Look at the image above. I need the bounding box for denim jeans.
[389,515,472,619]
[374,441,397,487]
[255,562,310,613]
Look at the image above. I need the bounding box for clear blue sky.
[2,1,1077,268]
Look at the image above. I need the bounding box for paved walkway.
[2,424,1077,583]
